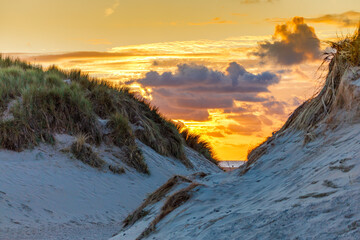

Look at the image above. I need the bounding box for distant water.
[218,161,245,171]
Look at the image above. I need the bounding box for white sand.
[0,134,221,240]
[115,122,360,239]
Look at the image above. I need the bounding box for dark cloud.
[136,62,279,89]
[216,125,235,135]
[131,62,280,121]
[227,123,261,136]
[306,11,360,27]
[262,100,286,115]
[259,115,273,126]
[175,97,234,109]
[137,64,225,87]
[229,114,262,125]
[182,86,269,95]
[223,107,247,114]
[225,113,264,135]
[292,96,303,106]
[148,98,210,121]
[254,17,321,65]
[293,68,310,80]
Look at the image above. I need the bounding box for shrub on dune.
[108,112,134,146]
[71,134,105,169]
[17,83,101,143]
[177,126,218,166]
[0,120,35,151]
[0,56,213,171]
[108,112,149,174]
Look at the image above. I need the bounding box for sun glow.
[3,0,357,160]
[9,37,322,160]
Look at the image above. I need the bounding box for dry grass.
[0,119,38,151]
[108,112,149,174]
[177,126,218,166]
[108,112,134,147]
[241,137,272,174]
[19,83,101,143]
[108,165,125,174]
[69,69,191,167]
[134,110,189,167]
[0,65,101,150]
[123,144,148,174]
[70,134,105,169]
[0,56,195,171]
[137,183,200,240]
[244,26,360,172]
[123,175,192,227]
[79,76,188,165]
[279,26,360,133]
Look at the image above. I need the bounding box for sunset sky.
[1,0,359,160]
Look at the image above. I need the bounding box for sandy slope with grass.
[112,30,360,240]
[0,56,221,240]
[0,134,221,240]
[2,24,359,240]
[117,122,360,240]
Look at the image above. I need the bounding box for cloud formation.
[105,0,119,16]
[306,11,360,27]
[262,99,286,115]
[137,62,278,89]
[132,62,280,121]
[254,17,321,65]
[21,51,219,63]
[227,123,261,136]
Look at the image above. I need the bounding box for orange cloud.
[5,34,320,160]
[19,51,220,63]
[306,11,360,27]
[267,11,360,28]
[131,62,279,116]
[254,17,321,65]
[265,17,287,23]
[206,131,225,138]
[228,123,261,136]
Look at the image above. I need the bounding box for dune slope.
[114,29,360,240]
[0,58,221,240]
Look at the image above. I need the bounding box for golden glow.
[2,0,359,160]
[8,35,338,160]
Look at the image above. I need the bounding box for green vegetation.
[0,56,217,173]
[134,105,191,167]
[70,134,105,169]
[108,112,149,174]
[108,112,134,147]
